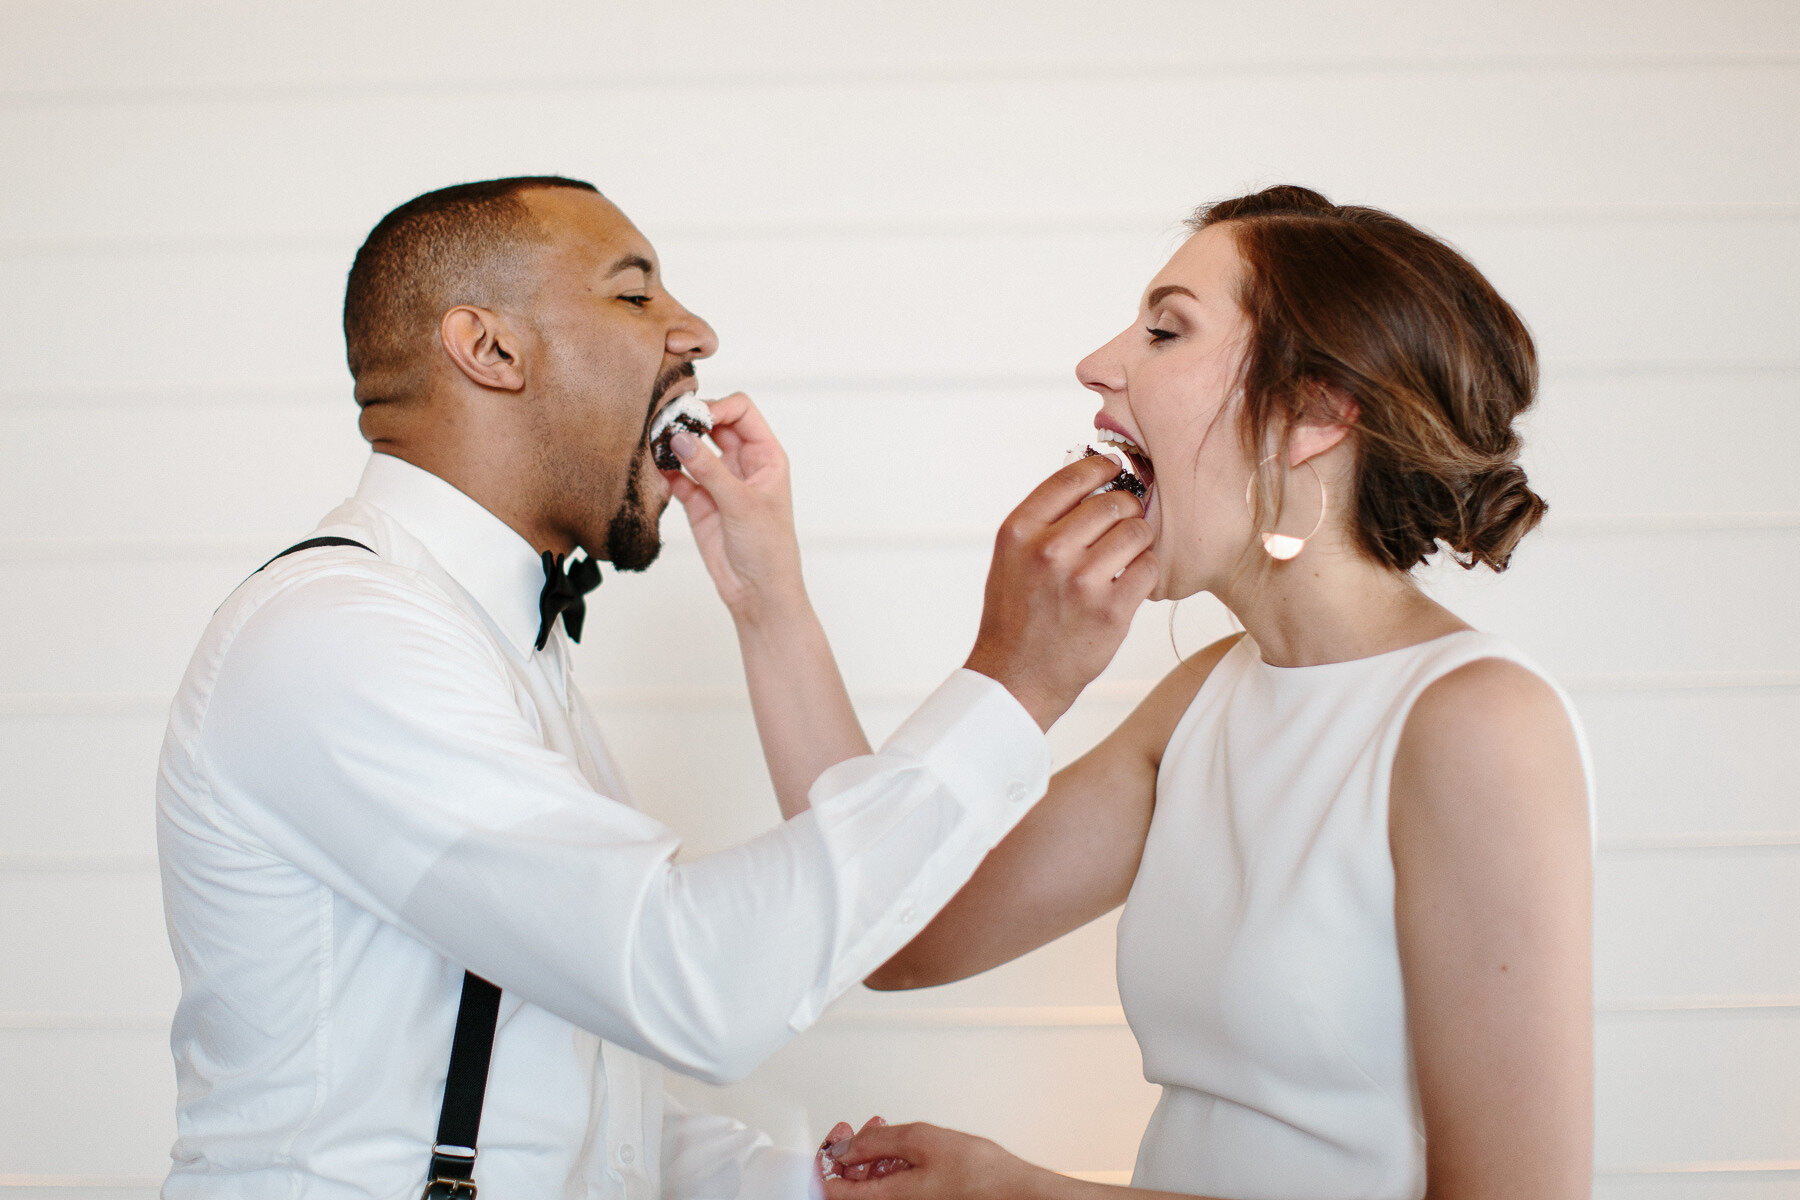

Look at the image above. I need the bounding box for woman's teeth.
[1094,428,1155,485]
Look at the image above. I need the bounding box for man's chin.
[594,467,668,573]
[607,539,662,573]
[601,507,664,573]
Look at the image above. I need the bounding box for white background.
[2,2,1797,1197]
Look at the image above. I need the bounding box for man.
[156,176,1155,1200]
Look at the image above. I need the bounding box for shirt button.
[896,898,916,924]
[1007,781,1029,803]
[616,1143,637,1167]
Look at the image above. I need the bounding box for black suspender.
[257,538,503,1200]
[250,535,373,573]
[424,973,504,1199]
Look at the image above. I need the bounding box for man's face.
[519,189,717,568]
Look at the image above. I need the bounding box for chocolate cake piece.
[649,396,715,470]
[1065,441,1148,500]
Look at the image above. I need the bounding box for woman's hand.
[822,1121,1042,1200]
[663,392,870,816]
[817,1117,908,1185]
[663,392,807,627]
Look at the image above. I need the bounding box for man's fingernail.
[670,430,699,460]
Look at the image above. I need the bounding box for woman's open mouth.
[1094,427,1155,492]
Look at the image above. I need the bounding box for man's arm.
[660,1090,816,1200]
[202,565,1052,1085]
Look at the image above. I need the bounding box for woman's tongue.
[1123,446,1155,487]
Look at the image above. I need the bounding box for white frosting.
[1064,441,1144,494]
[649,395,715,444]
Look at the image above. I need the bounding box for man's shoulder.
[202,528,508,702]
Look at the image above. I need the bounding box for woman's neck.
[1217,537,1468,668]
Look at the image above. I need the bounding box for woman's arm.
[865,634,1242,991]
[666,394,869,818]
[1390,657,1594,1199]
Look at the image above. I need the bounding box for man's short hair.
[343,175,600,407]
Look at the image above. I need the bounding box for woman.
[818,186,1594,1199]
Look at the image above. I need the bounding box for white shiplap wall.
[2,2,1797,1196]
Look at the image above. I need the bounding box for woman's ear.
[1288,383,1360,467]
[440,305,527,392]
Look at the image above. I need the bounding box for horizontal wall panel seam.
[5,53,1797,107]
[3,361,1795,409]
[11,839,1800,872]
[3,1168,1793,1189]
[4,202,1798,253]
[8,999,1800,1031]
[0,513,1796,563]
[5,671,1799,717]
[1597,1162,1800,1176]
[0,1176,163,1188]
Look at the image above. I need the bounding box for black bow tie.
[537,551,602,651]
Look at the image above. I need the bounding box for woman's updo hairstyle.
[1195,185,1546,571]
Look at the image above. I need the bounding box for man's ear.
[440,305,526,392]
[1287,383,1360,467]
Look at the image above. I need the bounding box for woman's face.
[1076,223,1257,601]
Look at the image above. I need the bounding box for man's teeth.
[649,394,714,444]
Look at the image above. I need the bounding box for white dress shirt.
[156,453,1049,1200]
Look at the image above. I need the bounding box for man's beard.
[602,360,699,570]
[602,464,663,572]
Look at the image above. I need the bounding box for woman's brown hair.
[1195,185,1546,572]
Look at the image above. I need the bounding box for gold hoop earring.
[1245,454,1327,561]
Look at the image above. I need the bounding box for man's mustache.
[651,362,696,405]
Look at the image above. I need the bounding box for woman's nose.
[1077,327,1131,394]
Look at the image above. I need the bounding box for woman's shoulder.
[1402,632,1575,743]
[1392,636,1592,836]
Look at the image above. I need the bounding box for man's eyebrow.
[606,253,655,279]
[1146,285,1197,308]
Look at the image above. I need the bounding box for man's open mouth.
[647,394,714,470]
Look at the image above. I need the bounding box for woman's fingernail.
[826,1139,850,1159]
[670,430,699,461]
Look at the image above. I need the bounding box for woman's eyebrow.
[1146,284,1197,308]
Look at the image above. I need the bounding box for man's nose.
[666,296,718,361]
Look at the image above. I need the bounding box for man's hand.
[965,455,1158,731]
[664,392,807,626]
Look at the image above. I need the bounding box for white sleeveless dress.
[1115,631,1591,1200]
